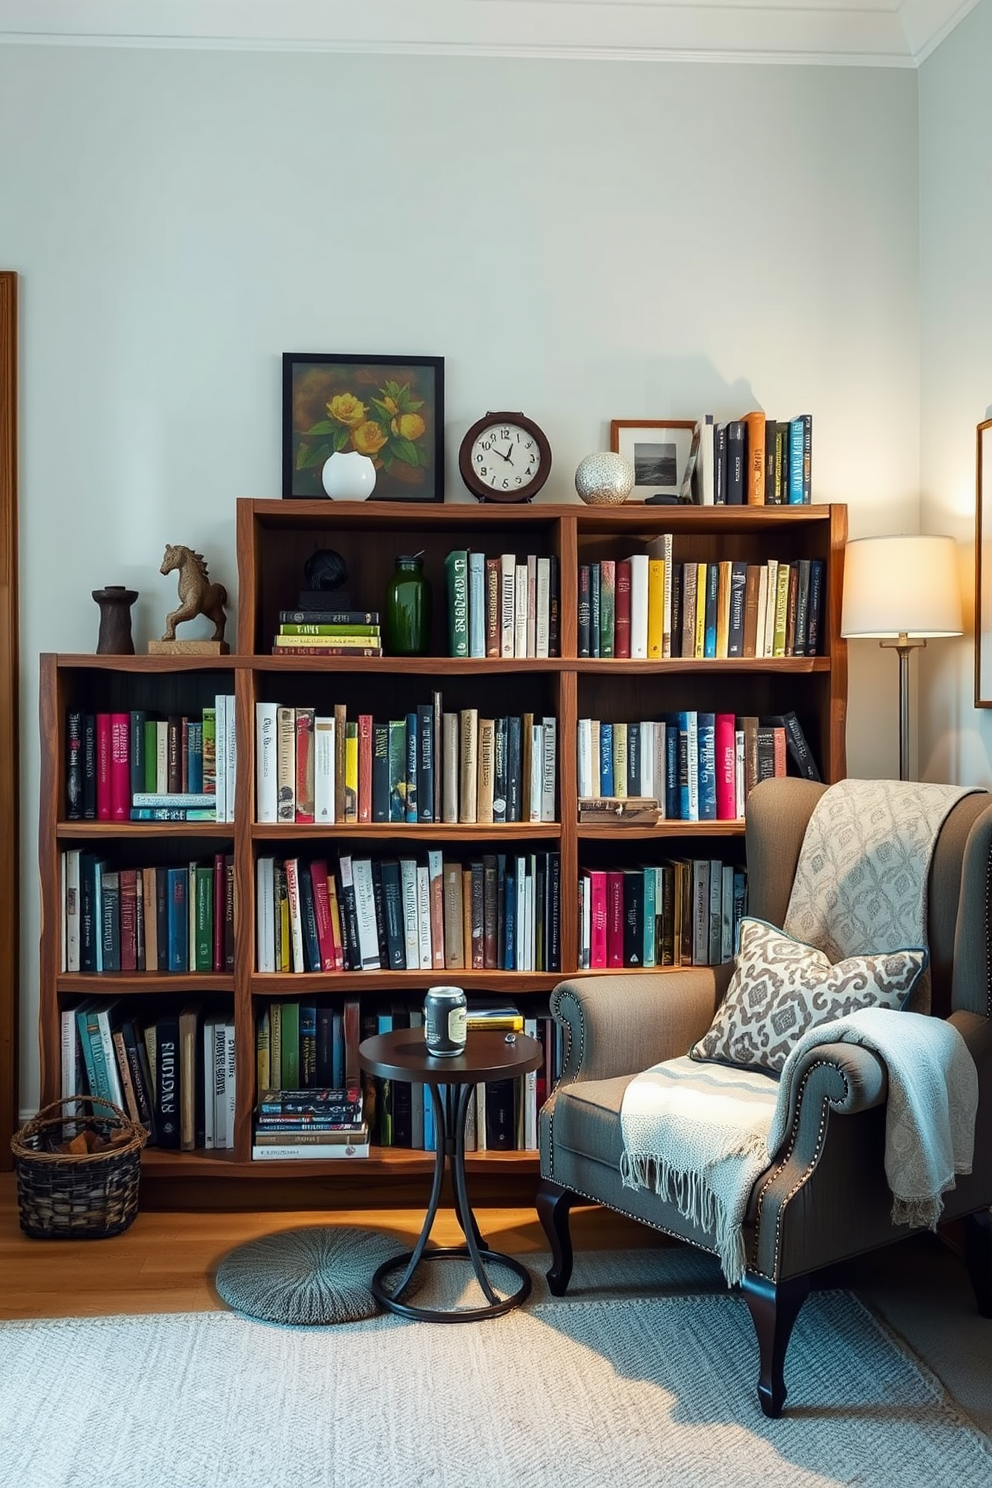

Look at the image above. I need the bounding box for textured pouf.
[215,1225,408,1325]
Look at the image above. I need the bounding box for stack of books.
[252,1085,369,1161]
[271,609,383,657]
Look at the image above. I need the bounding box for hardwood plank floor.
[0,1172,657,1320]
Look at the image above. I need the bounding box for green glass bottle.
[384,553,432,656]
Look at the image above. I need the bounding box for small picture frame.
[610,419,698,504]
[975,418,992,704]
[283,353,445,501]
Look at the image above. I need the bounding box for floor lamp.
[841,534,963,781]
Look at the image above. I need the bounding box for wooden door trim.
[0,271,19,1163]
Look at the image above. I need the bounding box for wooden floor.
[0,1171,657,1320]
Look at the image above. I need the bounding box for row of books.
[256,996,361,1093]
[65,699,237,823]
[62,998,236,1151]
[578,859,747,970]
[256,700,558,827]
[256,850,562,975]
[578,549,824,661]
[445,549,561,659]
[576,709,820,822]
[686,412,812,506]
[61,852,235,975]
[271,610,383,658]
[251,999,565,1159]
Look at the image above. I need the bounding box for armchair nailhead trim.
[749,1058,847,1281]
[543,989,582,1182]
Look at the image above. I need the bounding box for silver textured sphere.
[575,451,635,506]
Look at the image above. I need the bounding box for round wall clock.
[458,412,552,503]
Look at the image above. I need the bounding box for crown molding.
[0,0,979,67]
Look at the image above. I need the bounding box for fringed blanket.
[620,1007,978,1286]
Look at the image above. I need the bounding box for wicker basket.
[10,1096,148,1239]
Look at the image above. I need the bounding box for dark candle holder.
[92,586,138,655]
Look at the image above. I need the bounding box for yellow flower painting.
[284,354,444,501]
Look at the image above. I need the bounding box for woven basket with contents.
[10,1096,148,1239]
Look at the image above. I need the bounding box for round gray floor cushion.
[215,1225,404,1325]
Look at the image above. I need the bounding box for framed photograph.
[283,353,444,501]
[609,419,698,503]
[975,419,992,704]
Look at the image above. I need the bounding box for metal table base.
[370,1080,533,1322]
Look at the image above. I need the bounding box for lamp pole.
[879,634,927,782]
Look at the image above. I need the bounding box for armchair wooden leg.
[963,1208,992,1318]
[535,1180,576,1295]
[740,1271,811,1418]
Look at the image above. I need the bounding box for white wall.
[919,0,992,785]
[0,45,920,1111]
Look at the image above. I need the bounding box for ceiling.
[0,0,980,67]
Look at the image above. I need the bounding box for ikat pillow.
[690,916,927,1074]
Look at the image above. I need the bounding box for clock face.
[470,421,542,497]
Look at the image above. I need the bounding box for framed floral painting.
[283,353,445,501]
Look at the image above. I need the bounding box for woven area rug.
[1,1260,990,1488]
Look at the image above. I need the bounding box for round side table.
[359,1028,542,1323]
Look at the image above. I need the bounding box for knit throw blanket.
[620,1008,978,1286]
[620,778,982,1285]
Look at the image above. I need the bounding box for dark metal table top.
[359,1029,542,1085]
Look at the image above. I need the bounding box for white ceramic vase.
[321,450,377,501]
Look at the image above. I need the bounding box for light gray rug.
[1,1267,990,1488]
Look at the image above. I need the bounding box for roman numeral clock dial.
[458,412,553,503]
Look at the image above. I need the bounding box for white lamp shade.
[841,535,963,638]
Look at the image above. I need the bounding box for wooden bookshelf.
[37,497,847,1195]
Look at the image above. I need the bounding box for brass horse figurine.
[160,543,228,643]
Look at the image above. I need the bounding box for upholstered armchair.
[537,777,992,1417]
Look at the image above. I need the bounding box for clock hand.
[503,444,515,463]
[493,446,513,464]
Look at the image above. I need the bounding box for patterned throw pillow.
[690,916,928,1074]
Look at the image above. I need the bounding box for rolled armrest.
[769,1040,889,1158]
[551,965,731,1084]
[749,1044,890,1278]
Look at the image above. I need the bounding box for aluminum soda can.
[424,985,467,1057]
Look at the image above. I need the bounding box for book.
[468,550,485,658]
[459,707,478,824]
[445,549,469,657]
[314,714,336,824]
[499,552,516,657]
[295,707,316,822]
[725,420,745,504]
[740,411,766,506]
[251,1140,370,1160]
[277,622,380,636]
[153,1010,181,1149]
[278,609,380,624]
[762,710,822,781]
[271,633,383,649]
[255,702,278,822]
[614,558,631,659]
